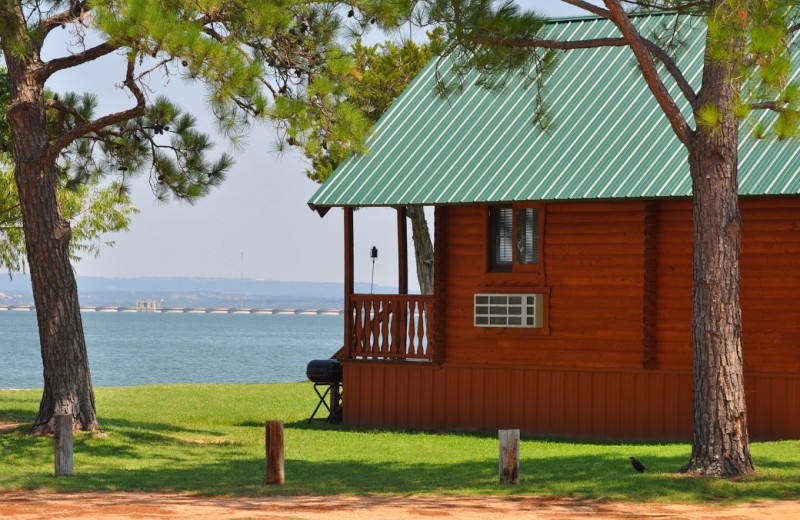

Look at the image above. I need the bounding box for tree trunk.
[4,50,99,433]
[683,34,753,476]
[406,205,434,295]
[686,136,753,477]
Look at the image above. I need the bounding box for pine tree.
[0,0,384,433]
[418,0,800,477]
[0,68,137,274]
[277,30,445,294]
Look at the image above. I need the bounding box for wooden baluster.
[364,299,372,355]
[351,298,364,354]
[381,298,391,356]
[382,299,387,355]
[389,297,395,356]
[392,297,398,356]
[417,301,426,357]
[398,297,408,357]
[361,299,367,354]
[385,298,393,356]
[426,300,432,357]
[362,299,370,355]
[372,299,381,355]
[395,298,403,357]
[407,300,417,357]
[349,299,357,355]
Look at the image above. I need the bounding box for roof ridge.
[544,10,689,24]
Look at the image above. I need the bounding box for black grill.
[306,359,343,384]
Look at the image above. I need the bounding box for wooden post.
[431,206,447,364]
[265,420,285,485]
[54,414,73,476]
[499,429,519,485]
[343,207,354,359]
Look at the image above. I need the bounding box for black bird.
[629,456,646,473]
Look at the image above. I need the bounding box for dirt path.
[2,492,800,519]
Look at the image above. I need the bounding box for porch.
[337,207,443,363]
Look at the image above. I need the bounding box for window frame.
[486,203,545,276]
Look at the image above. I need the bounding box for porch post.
[344,207,354,358]
[397,207,408,295]
[432,206,447,364]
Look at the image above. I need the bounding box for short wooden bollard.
[265,421,285,485]
[498,429,519,485]
[54,414,74,476]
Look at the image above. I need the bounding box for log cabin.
[307,12,800,440]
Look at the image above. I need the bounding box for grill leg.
[308,384,332,423]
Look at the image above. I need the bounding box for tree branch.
[46,98,89,125]
[561,0,613,19]
[470,33,696,109]
[470,35,627,50]
[560,1,697,114]
[620,1,710,10]
[36,41,118,82]
[47,58,147,161]
[750,101,800,115]
[603,0,693,146]
[642,39,697,107]
[0,203,21,218]
[40,6,80,40]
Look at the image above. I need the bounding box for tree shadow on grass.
[0,407,38,427]
[0,406,223,437]
[99,416,229,439]
[0,407,234,470]
[4,409,800,502]
[16,451,800,503]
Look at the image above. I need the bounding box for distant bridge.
[0,305,343,315]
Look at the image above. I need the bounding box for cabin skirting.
[341,361,800,441]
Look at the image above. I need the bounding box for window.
[488,205,541,272]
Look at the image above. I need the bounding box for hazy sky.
[46,1,592,290]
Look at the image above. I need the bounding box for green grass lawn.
[1,383,799,502]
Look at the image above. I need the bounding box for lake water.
[0,311,343,389]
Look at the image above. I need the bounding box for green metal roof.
[309,13,800,211]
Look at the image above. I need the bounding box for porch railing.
[346,294,434,360]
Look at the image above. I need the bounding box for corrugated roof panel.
[308,12,800,211]
[405,71,512,202]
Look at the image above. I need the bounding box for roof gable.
[309,13,800,210]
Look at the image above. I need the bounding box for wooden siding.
[342,362,800,440]
[439,197,800,374]
[340,197,800,440]
[653,200,693,370]
[740,198,800,373]
[654,198,800,373]
[442,201,647,369]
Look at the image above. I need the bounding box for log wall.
[440,201,648,369]
[341,197,800,440]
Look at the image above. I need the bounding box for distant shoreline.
[0,305,343,315]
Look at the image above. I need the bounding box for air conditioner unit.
[474,293,544,328]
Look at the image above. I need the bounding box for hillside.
[0,275,400,309]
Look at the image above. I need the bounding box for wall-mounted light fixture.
[370,246,378,293]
